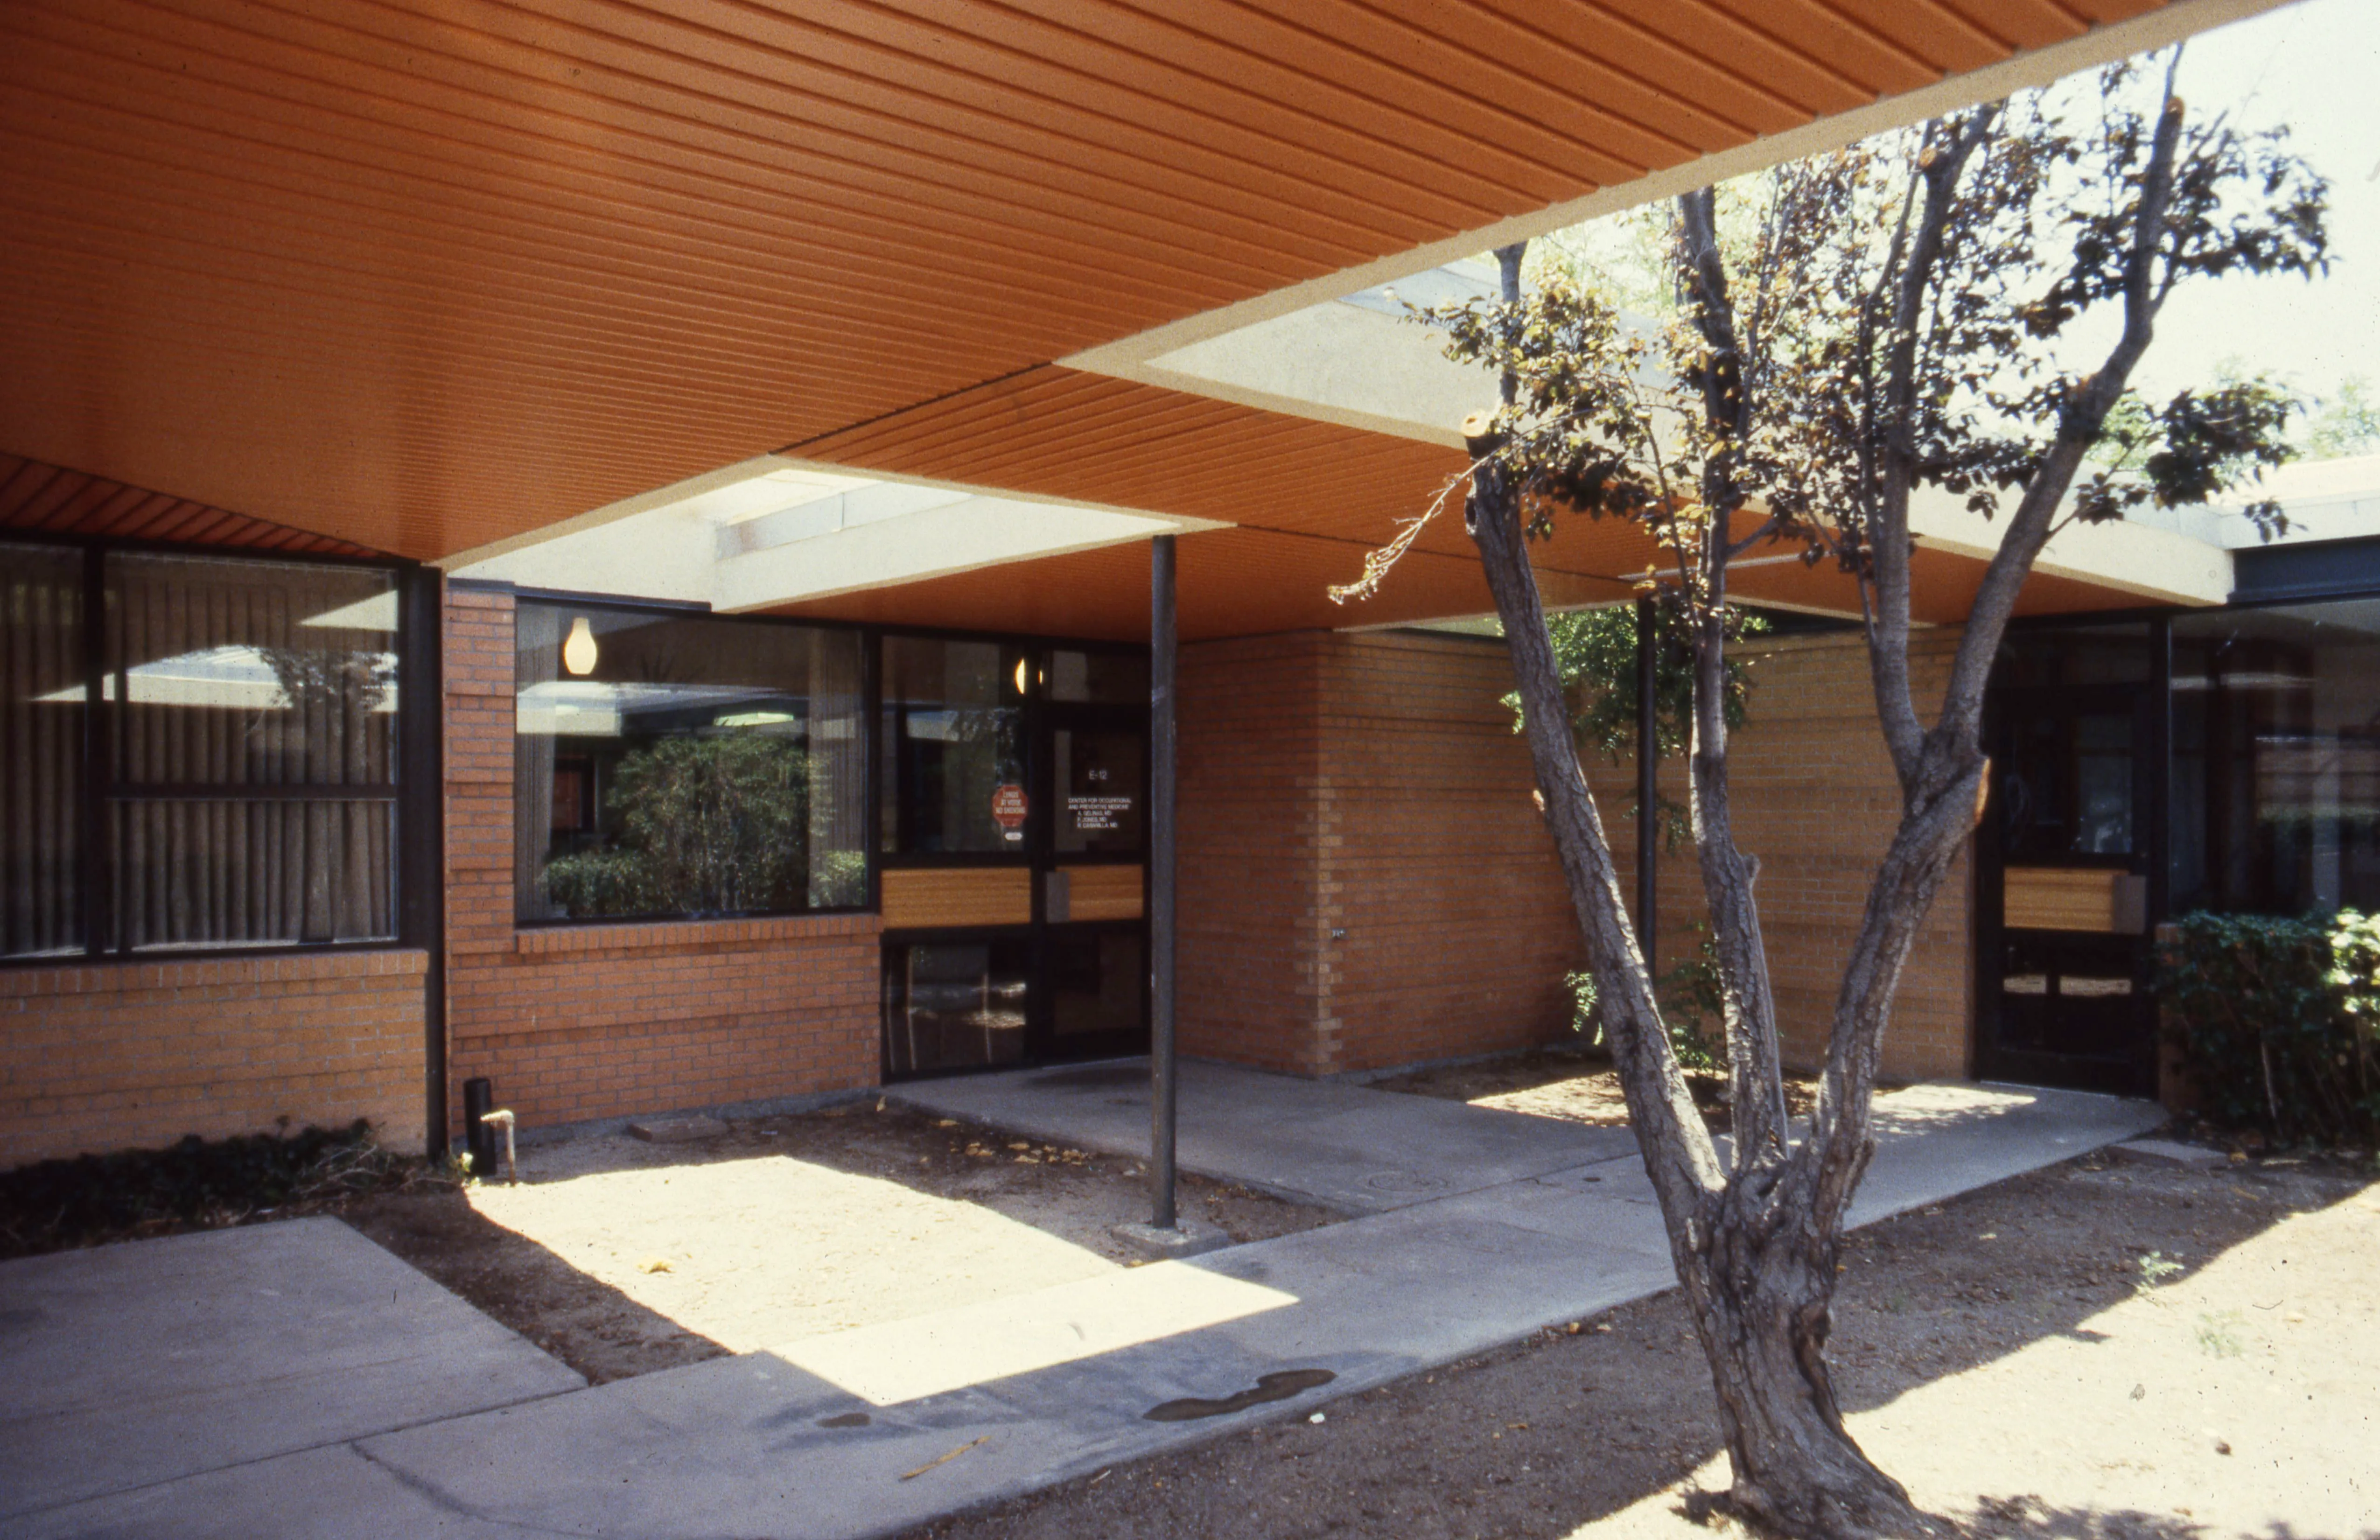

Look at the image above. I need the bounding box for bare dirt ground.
[902,1153,2380,1540]
[1372,1050,1819,1129]
[343,1099,1336,1384]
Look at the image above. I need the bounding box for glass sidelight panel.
[2000,707,2138,861]
[1049,929,1145,1038]
[2073,714,2136,855]
[1,545,84,959]
[880,637,1026,853]
[1048,649,1149,705]
[1053,727,1144,855]
[882,940,1029,1077]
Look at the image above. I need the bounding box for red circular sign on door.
[990,784,1029,832]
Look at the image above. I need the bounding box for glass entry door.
[879,638,1149,1078]
[1978,683,2158,1094]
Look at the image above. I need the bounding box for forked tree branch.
[1673,189,1792,1163]
[1937,57,2187,740]
[1463,417,1723,1220]
[1870,108,1998,792]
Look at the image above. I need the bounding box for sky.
[1531,0,2380,431]
[2138,0,2380,405]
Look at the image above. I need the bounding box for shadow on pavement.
[898,1155,2376,1540]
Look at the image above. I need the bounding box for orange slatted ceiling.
[0,455,387,558]
[0,0,2163,564]
[776,367,2149,638]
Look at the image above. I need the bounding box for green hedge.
[2154,910,2380,1146]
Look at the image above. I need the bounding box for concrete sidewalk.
[887,1057,1639,1211]
[4,1072,2161,1540]
[0,1218,582,1523]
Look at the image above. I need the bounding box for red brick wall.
[0,951,427,1169]
[441,589,880,1136]
[1176,623,1976,1086]
[1585,627,1974,1084]
[1177,634,1330,1074]
[1180,630,1583,1077]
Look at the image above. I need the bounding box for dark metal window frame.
[2,532,431,968]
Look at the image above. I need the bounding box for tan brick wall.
[0,951,427,1169]
[1585,627,1975,1084]
[1180,630,1582,1077]
[442,589,880,1136]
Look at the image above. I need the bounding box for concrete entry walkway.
[7,1074,2162,1539]
[0,1218,582,1523]
[887,1058,1640,1212]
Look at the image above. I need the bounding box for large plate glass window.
[2,543,409,959]
[2172,599,2380,915]
[879,636,1026,854]
[515,603,867,922]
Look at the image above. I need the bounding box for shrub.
[0,1121,448,1259]
[1566,919,1729,1075]
[2154,910,2379,1146]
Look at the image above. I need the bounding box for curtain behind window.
[2,546,84,959]
[106,553,399,950]
[513,603,561,920]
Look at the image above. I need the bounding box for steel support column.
[1149,534,1179,1230]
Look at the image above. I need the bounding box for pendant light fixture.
[563,615,599,676]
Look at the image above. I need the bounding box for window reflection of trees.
[544,735,813,916]
[517,604,867,921]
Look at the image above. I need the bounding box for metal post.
[1635,593,1658,973]
[1149,535,1179,1230]
[400,566,449,1161]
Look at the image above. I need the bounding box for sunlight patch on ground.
[1465,1076,1633,1126]
[466,1155,1119,1352]
[777,1261,1300,1406]
[1868,1081,2039,1134]
[1568,1185,2380,1538]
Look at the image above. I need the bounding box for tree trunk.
[1463,440,1941,1538]
[1690,1180,1926,1537]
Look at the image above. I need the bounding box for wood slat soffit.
[0,0,2225,616]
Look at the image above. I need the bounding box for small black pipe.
[462,1076,496,1175]
[1635,593,1659,973]
[1149,535,1179,1231]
